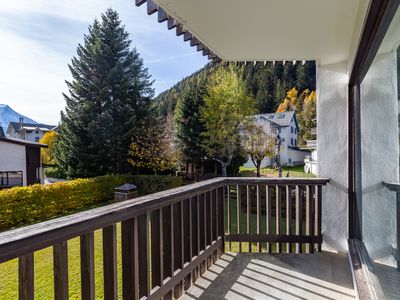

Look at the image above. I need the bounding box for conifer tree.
[174,77,208,167]
[55,9,154,178]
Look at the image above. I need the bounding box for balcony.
[0,177,363,300]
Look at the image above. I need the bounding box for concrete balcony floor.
[183,252,355,300]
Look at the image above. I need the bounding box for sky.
[0,0,209,125]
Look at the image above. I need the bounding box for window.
[0,171,23,187]
[278,114,285,119]
[35,137,40,142]
[291,138,293,145]
[356,5,400,292]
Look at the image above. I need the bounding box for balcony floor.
[183,251,355,300]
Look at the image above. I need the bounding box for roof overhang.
[0,137,48,148]
[136,0,369,66]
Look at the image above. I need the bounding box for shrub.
[125,175,182,196]
[0,174,182,231]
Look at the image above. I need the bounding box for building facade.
[243,111,310,168]
[0,137,46,188]
[6,118,55,142]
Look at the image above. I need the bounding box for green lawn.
[239,165,315,178]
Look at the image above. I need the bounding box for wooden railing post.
[103,225,118,300]
[18,253,34,300]
[53,241,69,300]
[80,232,95,300]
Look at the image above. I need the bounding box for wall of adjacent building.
[0,141,27,186]
[317,61,349,253]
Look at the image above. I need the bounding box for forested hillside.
[154,61,316,117]
[154,61,316,147]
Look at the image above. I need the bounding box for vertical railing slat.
[315,185,322,252]
[162,206,173,300]
[121,218,139,300]
[247,185,251,252]
[151,209,162,289]
[80,232,95,300]
[103,225,117,300]
[173,202,183,298]
[257,185,261,252]
[286,186,292,253]
[53,241,69,300]
[183,198,192,290]
[19,253,34,300]
[295,186,302,253]
[276,186,281,253]
[218,186,225,256]
[305,185,311,253]
[137,214,150,298]
[227,185,231,251]
[237,185,241,252]
[266,185,271,253]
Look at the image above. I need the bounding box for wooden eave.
[135,0,222,63]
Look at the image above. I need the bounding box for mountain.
[0,104,37,133]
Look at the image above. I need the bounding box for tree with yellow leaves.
[39,130,57,165]
[200,66,255,177]
[128,118,178,174]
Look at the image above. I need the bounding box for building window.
[35,137,40,142]
[0,171,23,188]
[291,138,293,145]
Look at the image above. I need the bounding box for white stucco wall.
[360,51,398,267]
[317,61,349,253]
[0,141,27,185]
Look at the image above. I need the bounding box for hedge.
[0,174,182,231]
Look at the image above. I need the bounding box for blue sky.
[0,0,208,124]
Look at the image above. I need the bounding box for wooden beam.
[190,37,199,47]
[167,17,177,30]
[196,44,204,52]
[183,32,192,42]
[135,0,146,6]
[147,0,158,15]
[225,234,322,244]
[176,24,185,36]
[158,8,168,23]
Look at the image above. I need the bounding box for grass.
[239,165,315,178]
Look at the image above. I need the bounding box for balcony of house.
[0,177,363,300]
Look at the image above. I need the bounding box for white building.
[6,118,56,143]
[0,136,47,188]
[243,111,310,168]
[304,124,318,175]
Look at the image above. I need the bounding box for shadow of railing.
[183,252,355,300]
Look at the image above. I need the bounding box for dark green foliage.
[155,61,316,117]
[0,174,182,231]
[174,77,208,163]
[55,9,154,178]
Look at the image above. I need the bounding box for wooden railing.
[0,177,328,299]
[224,178,329,253]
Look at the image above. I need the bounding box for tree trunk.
[256,163,261,177]
[221,164,227,177]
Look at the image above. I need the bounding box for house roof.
[8,122,56,133]
[0,137,48,148]
[135,0,368,66]
[254,111,296,127]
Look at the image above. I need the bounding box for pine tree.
[174,77,208,166]
[55,9,154,178]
